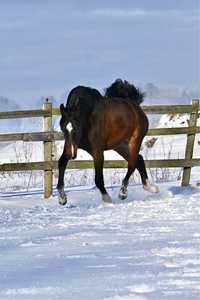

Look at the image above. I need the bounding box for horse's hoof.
[58,194,67,205]
[119,186,128,200]
[59,197,67,205]
[102,194,113,203]
[143,180,159,193]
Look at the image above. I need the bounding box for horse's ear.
[60,104,66,116]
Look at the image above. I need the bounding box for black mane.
[104,79,144,105]
[67,85,103,115]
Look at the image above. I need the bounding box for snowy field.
[1,182,200,300]
[1,112,200,299]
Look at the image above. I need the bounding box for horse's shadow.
[169,185,200,196]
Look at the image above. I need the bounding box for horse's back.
[105,98,148,131]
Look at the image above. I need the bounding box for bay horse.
[57,79,159,205]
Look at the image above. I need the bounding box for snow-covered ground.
[1,112,200,299]
[1,183,200,300]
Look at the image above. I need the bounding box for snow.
[1,183,200,300]
[1,112,200,299]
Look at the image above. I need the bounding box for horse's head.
[60,103,82,159]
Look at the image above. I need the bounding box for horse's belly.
[104,117,132,148]
[105,130,131,149]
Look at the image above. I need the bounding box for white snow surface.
[1,113,200,299]
[1,183,200,300]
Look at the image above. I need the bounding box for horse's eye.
[66,122,73,132]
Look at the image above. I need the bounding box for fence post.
[43,99,53,198]
[182,99,199,186]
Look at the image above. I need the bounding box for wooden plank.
[142,104,193,114]
[147,126,200,136]
[0,104,198,120]
[145,159,200,168]
[52,105,194,116]
[0,161,54,171]
[1,126,200,143]
[0,131,64,142]
[182,99,199,186]
[0,132,55,142]
[43,101,53,198]
[1,159,200,172]
[0,110,50,119]
[50,128,200,140]
[52,108,60,116]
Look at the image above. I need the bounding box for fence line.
[1,158,200,172]
[1,127,200,143]
[0,99,199,198]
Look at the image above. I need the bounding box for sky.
[0,0,199,105]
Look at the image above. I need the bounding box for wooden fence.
[0,99,200,198]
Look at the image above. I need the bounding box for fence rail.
[1,159,200,172]
[0,109,51,119]
[0,99,199,197]
[1,127,200,143]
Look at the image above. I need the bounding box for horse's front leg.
[93,151,113,203]
[57,153,69,205]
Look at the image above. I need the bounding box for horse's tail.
[104,79,144,105]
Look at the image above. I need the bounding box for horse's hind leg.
[119,164,135,200]
[92,150,113,203]
[136,154,159,193]
[115,142,159,199]
[57,152,69,205]
[117,137,140,200]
